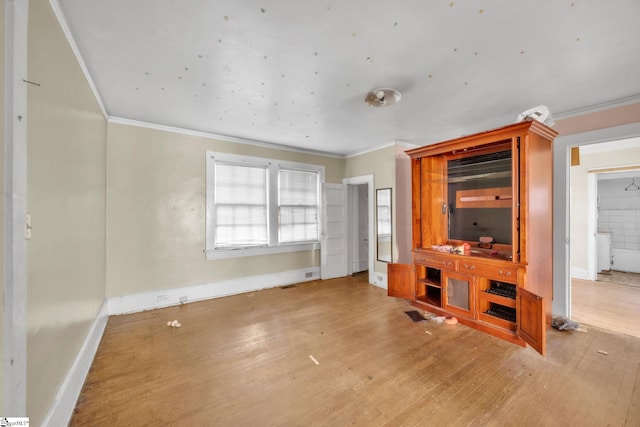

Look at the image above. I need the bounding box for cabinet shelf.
[416,293,441,307]
[478,311,517,331]
[480,291,516,308]
[418,283,442,307]
[418,278,441,289]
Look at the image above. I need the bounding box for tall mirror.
[376,188,392,262]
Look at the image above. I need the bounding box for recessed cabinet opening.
[485,280,516,299]
[426,267,441,284]
[424,287,442,307]
[416,266,442,307]
[477,279,518,330]
[447,146,513,248]
[486,303,516,323]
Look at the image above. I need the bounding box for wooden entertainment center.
[388,120,557,355]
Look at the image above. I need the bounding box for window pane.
[377,208,391,235]
[279,170,319,243]
[215,163,268,246]
[377,189,391,236]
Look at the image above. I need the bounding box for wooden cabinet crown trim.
[406,120,557,158]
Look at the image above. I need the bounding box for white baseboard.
[107,267,321,315]
[571,267,589,280]
[372,271,388,289]
[41,301,109,427]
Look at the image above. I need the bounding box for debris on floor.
[405,310,456,325]
[167,320,182,328]
[551,316,580,331]
[405,310,426,322]
[597,350,608,355]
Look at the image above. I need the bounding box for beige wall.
[344,145,397,273]
[569,145,640,273]
[395,145,412,264]
[27,1,107,424]
[554,103,640,136]
[105,122,344,297]
[345,145,396,188]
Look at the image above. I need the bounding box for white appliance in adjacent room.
[596,232,612,273]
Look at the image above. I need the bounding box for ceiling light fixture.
[364,88,402,107]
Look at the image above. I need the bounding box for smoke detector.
[364,88,402,107]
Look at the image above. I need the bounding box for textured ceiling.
[56,0,640,156]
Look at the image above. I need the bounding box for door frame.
[553,122,640,318]
[586,172,598,281]
[343,175,374,286]
[4,0,29,414]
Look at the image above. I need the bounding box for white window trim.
[205,151,324,260]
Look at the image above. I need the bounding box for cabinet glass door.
[444,272,475,317]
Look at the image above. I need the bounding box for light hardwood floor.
[72,274,640,426]
[572,278,640,339]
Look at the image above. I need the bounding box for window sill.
[205,242,320,260]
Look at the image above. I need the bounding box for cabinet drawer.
[414,253,457,270]
[458,261,519,283]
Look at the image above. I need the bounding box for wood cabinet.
[388,120,556,355]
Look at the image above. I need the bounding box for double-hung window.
[278,169,319,244]
[213,162,268,248]
[206,152,323,259]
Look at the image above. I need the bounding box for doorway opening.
[593,170,640,278]
[343,175,375,286]
[348,183,369,274]
[568,137,640,338]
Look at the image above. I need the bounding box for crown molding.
[395,140,420,149]
[108,117,345,159]
[344,140,418,158]
[554,94,640,120]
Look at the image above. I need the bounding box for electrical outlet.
[179,296,188,304]
[157,295,169,304]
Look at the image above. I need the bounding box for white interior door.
[321,183,347,279]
